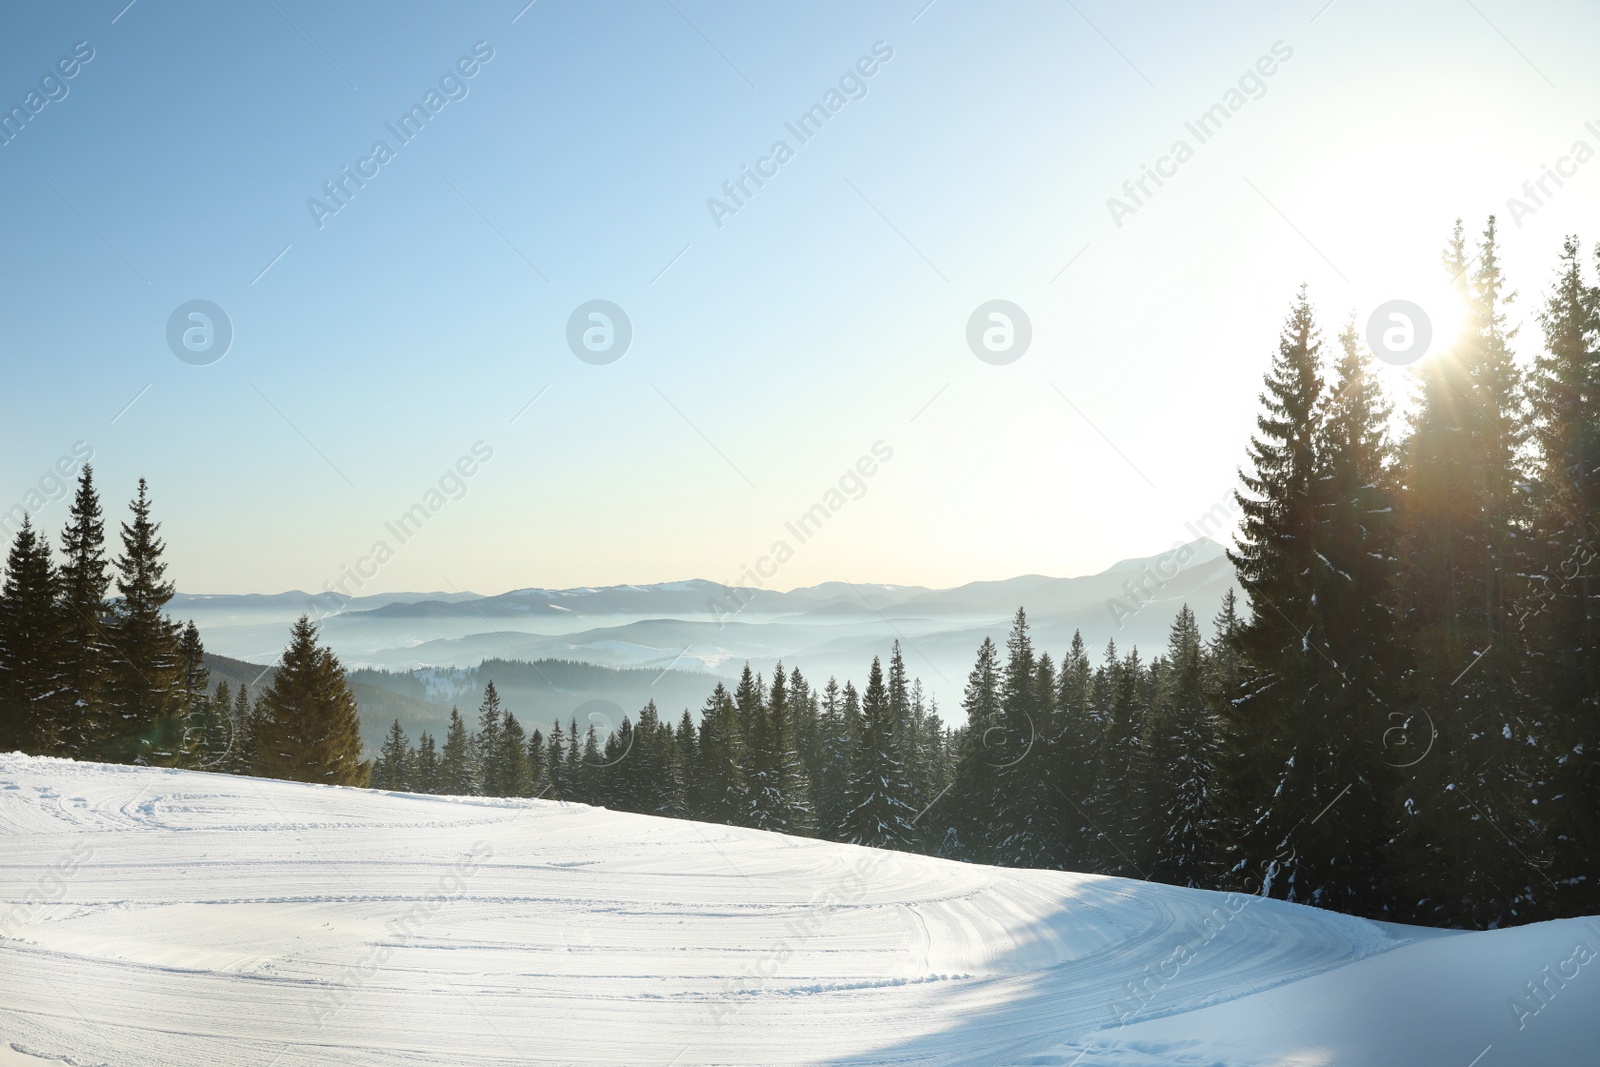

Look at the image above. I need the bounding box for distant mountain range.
[180,539,1237,719]
[176,539,1229,624]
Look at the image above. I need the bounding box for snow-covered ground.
[1,755,1595,1066]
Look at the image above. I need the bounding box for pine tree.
[1052,630,1102,870]
[565,717,584,800]
[748,662,813,833]
[693,682,747,824]
[499,712,531,797]
[105,479,183,763]
[440,708,474,795]
[939,637,1002,862]
[222,682,256,775]
[213,679,232,756]
[56,465,111,757]
[414,730,440,794]
[1098,643,1148,874]
[1396,219,1540,925]
[843,656,917,849]
[578,724,602,803]
[526,727,546,797]
[631,701,674,814]
[375,719,412,790]
[813,677,852,839]
[1523,236,1600,915]
[158,620,218,768]
[1221,288,1327,901]
[0,517,61,754]
[993,610,1054,866]
[543,718,566,799]
[252,616,368,786]
[1303,317,1405,913]
[475,681,505,796]
[1141,606,1217,886]
[669,709,697,816]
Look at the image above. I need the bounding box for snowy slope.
[1,755,1595,1066]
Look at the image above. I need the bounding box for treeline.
[0,470,367,786]
[368,219,1600,929]
[1196,219,1598,928]
[0,472,217,764]
[368,647,957,845]
[367,605,1236,878]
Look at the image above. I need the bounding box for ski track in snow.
[0,755,1593,1066]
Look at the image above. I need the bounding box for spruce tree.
[56,465,111,757]
[106,479,183,763]
[499,712,531,797]
[543,718,566,799]
[565,717,584,799]
[693,682,747,823]
[1523,236,1600,915]
[813,678,851,839]
[748,662,813,833]
[223,682,256,775]
[253,616,368,786]
[1396,219,1539,925]
[1052,630,1101,870]
[939,637,1002,862]
[1221,288,1328,901]
[440,708,474,795]
[1141,606,1217,886]
[993,610,1055,866]
[670,709,697,816]
[843,656,916,849]
[158,620,217,768]
[578,724,602,802]
[0,517,61,754]
[414,730,440,794]
[476,681,505,796]
[1098,643,1148,873]
[526,728,545,797]
[375,719,412,790]
[1304,317,1404,913]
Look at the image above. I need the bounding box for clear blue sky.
[3,0,1596,595]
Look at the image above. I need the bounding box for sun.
[1358,279,1471,373]
[1415,278,1471,362]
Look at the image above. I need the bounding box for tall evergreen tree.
[526,728,545,797]
[0,517,61,754]
[748,662,813,833]
[813,677,851,837]
[475,681,505,796]
[1052,630,1101,871]
[1523,236,1600,915]
[440,708,474,795]
[1301,317,1405,913]
[55,465,111,757]
[693,682,747,824]
[1396,219,1540,925]
[499,712,531,797]
[414,730,440,794]
[843,656,916,849]
[1221,288,1328,901]
[253,616,368,786]
[543,718,566,799]
[223,682,256,775]
[939,637,1002,862]
[375,719,412,790]
[1141,606,1217,886]
[158,620,219,768]
[992,610,1055,866]
[106,479,183,763]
